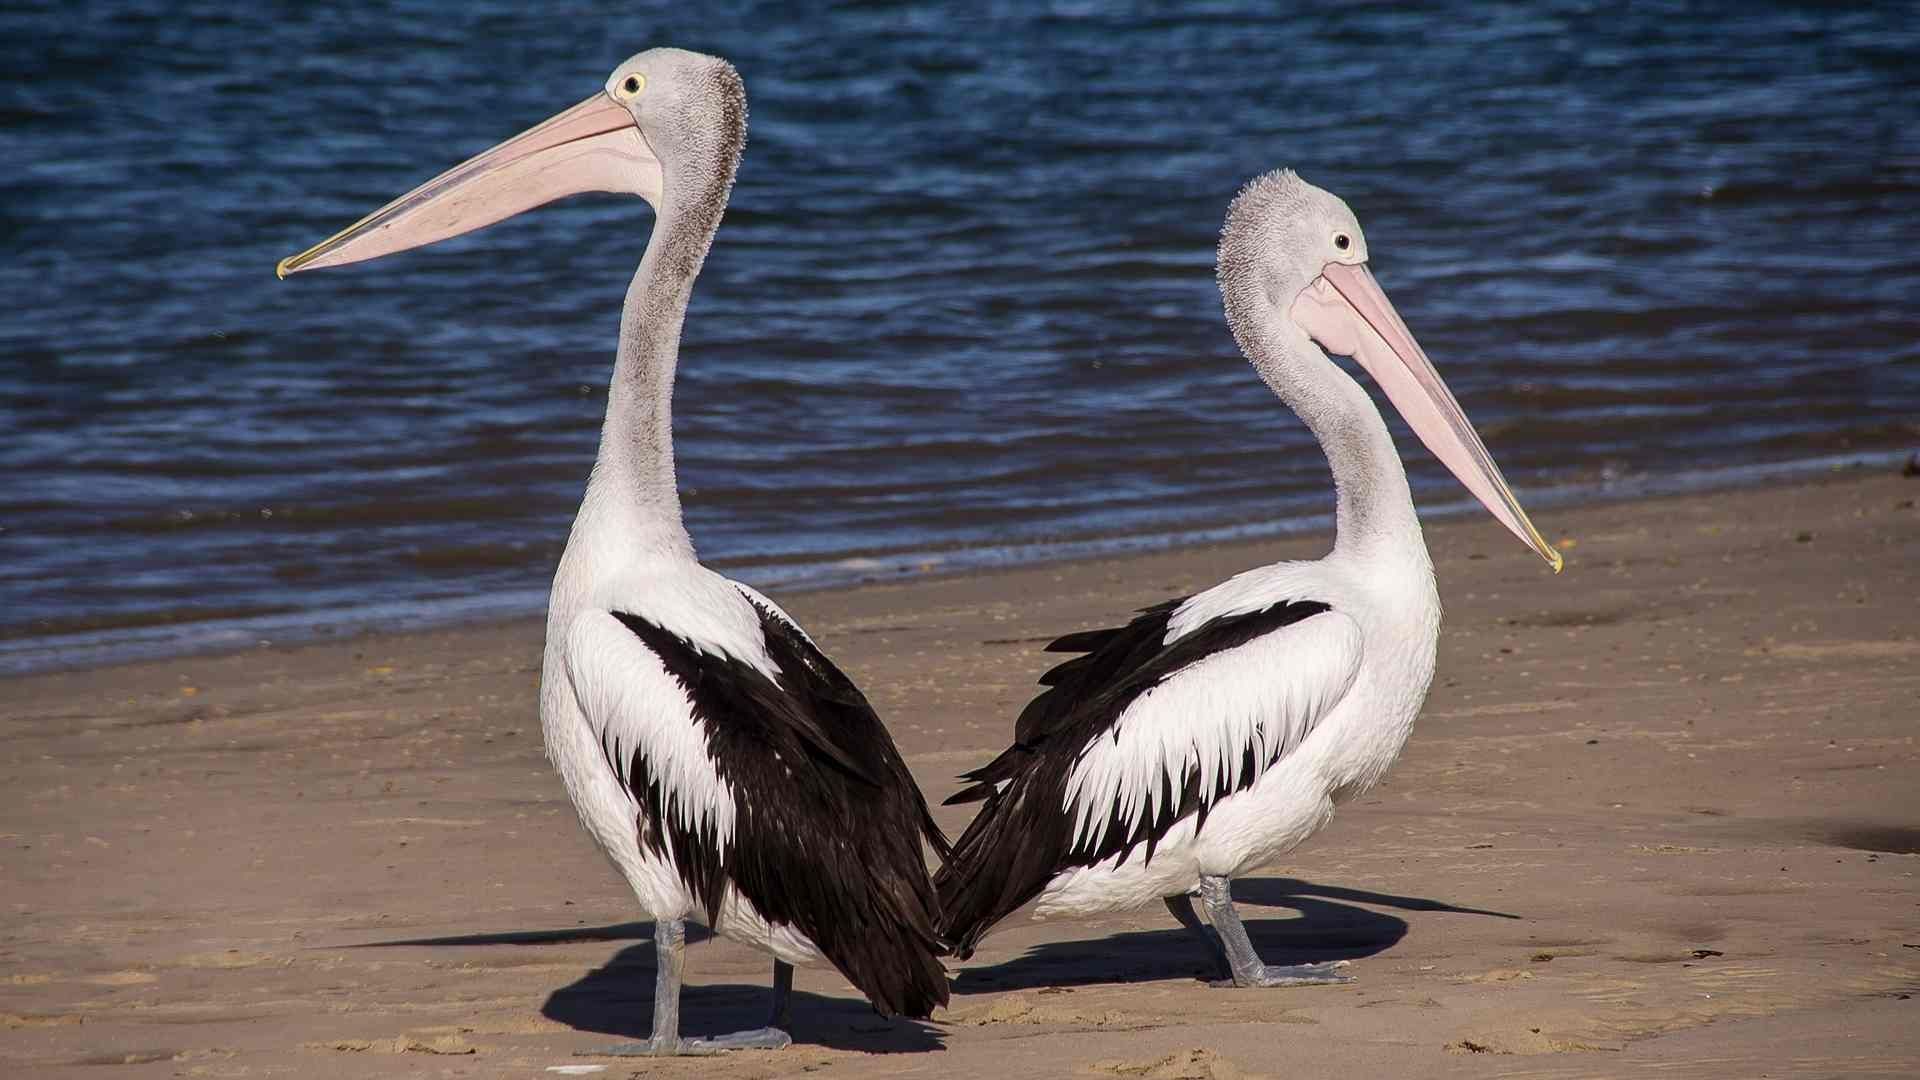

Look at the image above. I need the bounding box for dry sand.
[4,469,1917,1078]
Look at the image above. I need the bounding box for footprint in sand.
[952,992,1145,1030]
[86,969,158,985]
[302,1034,477,1055]
[1764,640,1920,661]
[2,1011,84,1029]
[1086,1047,1268,1079]
[177,951,274,969]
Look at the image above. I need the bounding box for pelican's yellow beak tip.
[275,256,294,281]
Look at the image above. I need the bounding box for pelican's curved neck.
[587,158,736,563]
[1224,285,1427,569]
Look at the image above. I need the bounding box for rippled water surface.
[4,2,1917,671]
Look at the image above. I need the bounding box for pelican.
[934,170,1560,987]
[279,49,949,1053]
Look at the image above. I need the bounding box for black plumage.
[608,593,950,1018]
[935,596,1332,959]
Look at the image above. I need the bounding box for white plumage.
[561,605,744,858]
[1038,555,1427,919]
[1061,596,1364,860]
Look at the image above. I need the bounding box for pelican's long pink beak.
[1291,262,1562,572]
[277,93,661,278]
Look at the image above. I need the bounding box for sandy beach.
[4,469,1916,1078]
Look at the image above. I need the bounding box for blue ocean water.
[2,2,1916,673]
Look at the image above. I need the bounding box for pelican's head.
[1220,170,1562,572]
[277,48,743,278]
[1219,169,1371,306]
[602,49,745,200]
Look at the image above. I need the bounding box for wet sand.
[4,470,1917,1078]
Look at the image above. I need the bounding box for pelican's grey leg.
[580,916,692,1055]
[769,959,793,1030]
[1198,876,1353,989]
[1164,893,1230,980]
[579,920,790,1056]
[675,960,793,1052]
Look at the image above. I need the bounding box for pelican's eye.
[1333,233,1351,252]
[615,73,645,100]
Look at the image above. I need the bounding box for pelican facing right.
[935,170,1560,986]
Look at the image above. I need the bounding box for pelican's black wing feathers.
[609,594,949,1017]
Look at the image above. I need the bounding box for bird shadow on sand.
[952,876,1517,995]
[346,921,941,1053]
[349,920,669,949]
[543,936,944,1054]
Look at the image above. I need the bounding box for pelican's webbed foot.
[1208,959,1353,989]
[583,1027,792,1057]
[681,1026,793,1052]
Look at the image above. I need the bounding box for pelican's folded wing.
[1054,602,1363,865]
[562,597,950,1017]
[936,596,1362,957]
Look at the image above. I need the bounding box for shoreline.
[3,469,1916,1077]
[5,447,1911,679]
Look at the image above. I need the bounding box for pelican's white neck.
[582,159,736,566]
[1225,285,1428,571]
